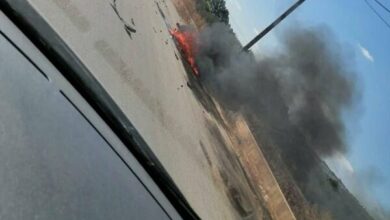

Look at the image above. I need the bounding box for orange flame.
[169,28,199,77]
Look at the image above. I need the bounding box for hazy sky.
[226,0,390,211]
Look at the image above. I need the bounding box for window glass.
[0,35,169,220]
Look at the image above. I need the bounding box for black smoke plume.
[196,23,358,158]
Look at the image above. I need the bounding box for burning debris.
[169,25,200,77]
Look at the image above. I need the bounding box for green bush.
[196,0,229,25]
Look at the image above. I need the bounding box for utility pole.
[242,0,306,51]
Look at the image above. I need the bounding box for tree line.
[196,0,230,25]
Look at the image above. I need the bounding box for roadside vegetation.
[196,0,230,25]
[171,0,231,29]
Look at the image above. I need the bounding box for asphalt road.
[26,0,239,219]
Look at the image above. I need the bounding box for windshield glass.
[0,34,169,220]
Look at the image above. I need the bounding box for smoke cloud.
[196,23,358,157]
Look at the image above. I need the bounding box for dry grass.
[171,0,208,29]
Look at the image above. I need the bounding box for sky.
[225,0,390,212]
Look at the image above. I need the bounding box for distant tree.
[208,0,229,24]
[195,0,230,26]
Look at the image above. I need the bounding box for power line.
[242,0,306,51]
[364,0,390,29]
[372,0,390,14]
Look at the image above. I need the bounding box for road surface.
[26,0,240,219]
